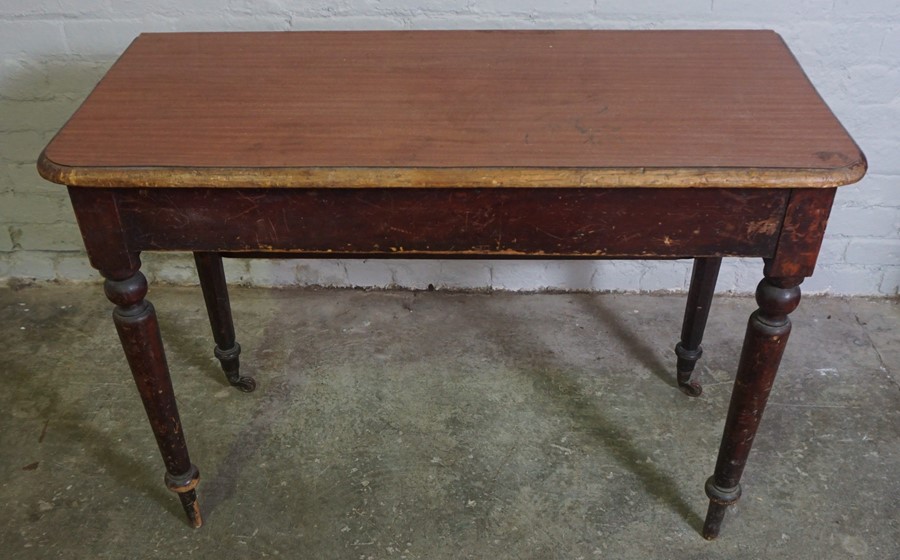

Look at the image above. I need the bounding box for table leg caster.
[675,342,704,396]
[195,252,257,392]
[214,342,256,392]
[675,257,721,397]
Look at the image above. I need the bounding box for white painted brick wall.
[1,1,897,295]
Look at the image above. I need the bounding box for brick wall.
[1,1,897,295]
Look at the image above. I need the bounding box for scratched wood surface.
[40,30,865,189]
[84,187,789,257]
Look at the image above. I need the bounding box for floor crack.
[854,312,900,391]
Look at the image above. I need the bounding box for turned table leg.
[702,274,802,539]
[194,252,256,392]
[675,257,722,396]
[104,270,203,528]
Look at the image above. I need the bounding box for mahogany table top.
[38,30,865,189]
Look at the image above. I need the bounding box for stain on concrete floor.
[1,285,897,559]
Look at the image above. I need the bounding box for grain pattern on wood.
[39,30,865,189]
[67,187,140,280]
[766,188,837,278]
[102,187,790,257]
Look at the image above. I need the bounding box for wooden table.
[37,30,866,539]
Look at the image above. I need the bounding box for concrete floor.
[1,284,898,559]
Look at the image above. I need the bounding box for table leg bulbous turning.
[194,252,256,392]
[701,274,802,539]
[103,270,203,528]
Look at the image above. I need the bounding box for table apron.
[76,187,791,259]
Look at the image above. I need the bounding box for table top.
[39,30,865,189]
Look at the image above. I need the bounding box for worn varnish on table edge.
[37,157,866,189]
